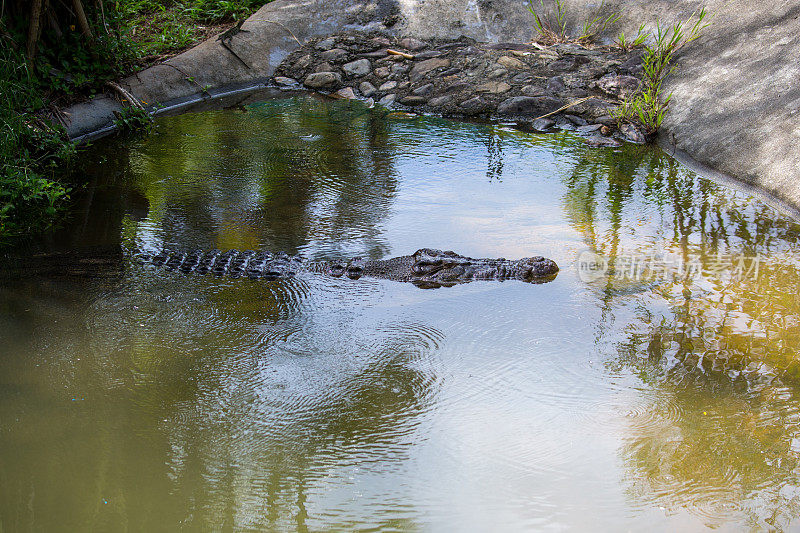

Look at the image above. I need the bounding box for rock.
[412,83,435,96]
[459,96,488,115]
[594,115,617,126]
[378,80,397,91]
[600,125,612,136]
[596,74,641,98]
[361,49,390,58]
[397,81,410,90]
[378,93,396,106]
[555,117,575,130]
[487,68,508,79]
[316,38,336,51]
[375,66,391,78]
[577,123,603,133]
[458,46,480,56]
[531,118,555,131]
[497,55,525,69]
[497,96,563,116]
[513,73,535,83]
[400,37,428,51]
[621,123,646,144]
[314,62,335,73]
[410,58,451,81]
[400,95,427,106]
[304,71,342,89]
[391,63,409,74]
[428,94,453,107]
[293,54,313,71]
[586,135,622,148]
[565,114,588,126]
[445,82,470,93]
[320,48,348,62]
[521,85,546,97]
[573,98,616,118]
[438,67,461,77]
[335,87,356,99]
[546,76,566,93]
[342,58,371,77]
[416,50,446,59]
[274,76,296,86]
[476,81,512,94]
[359,81,377,97]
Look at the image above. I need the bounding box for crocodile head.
[408,248,558,288]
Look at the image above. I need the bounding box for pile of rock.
[272,33,648,147]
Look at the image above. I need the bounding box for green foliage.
[0,49,73,241]
[113,105,153,133]
[615,23,647,51]
[614,8,710,135]
[528,0,619,45]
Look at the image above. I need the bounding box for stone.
[497,55,525,69]
[315,38,336,51]
[359,81,377,97]
[378,93,396,106]
[600,125,612,136]
[361,49,389,58]
[438,67,461,77]
[596,74,641,98]
[397,81,410,90]
[428,94,453,107]
[546,76,565,93]
[459,96,488,115]
[399,37,428,51]
[531,118,555,131]
[487,68,508,79]
[521,85,546,97]
[342,58,371,77]
[577,123,603,133]
[335,87,356,99]
[274,76,296,86]
[304,71,342,89]
[594,115,615,126]
[400,95,427,106]
[378,80,397,91]
[513,73,535,83]
[410,58,451,81]
[497,96,563,116]
[314,62,335,73]
[415,50,446,59]
[445,82,470,93]
[293,54,313,71]
[476,81,512,94]
[375,66,391,78]
[565,114,588,126]
[621,123,646,144]
[391,64,409,74]
[319,48,348,62]
[412,83,435,96]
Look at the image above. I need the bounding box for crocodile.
[0,247,558,288]
[136,247,558,288]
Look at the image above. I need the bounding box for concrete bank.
[64,0,800,215]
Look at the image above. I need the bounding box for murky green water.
[3,95,800,531]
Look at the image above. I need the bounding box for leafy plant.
[614,8,710,135]
[113,105,153,133]
[528,0,569,44]
[529,0,620,45]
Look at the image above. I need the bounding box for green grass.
[528,0,619,45]
[614,8,710,134]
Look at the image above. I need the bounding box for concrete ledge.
[63,0,800,216]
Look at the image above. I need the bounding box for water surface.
[2,96,800,531]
